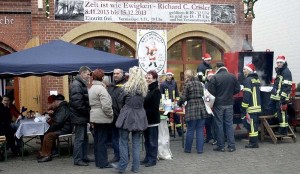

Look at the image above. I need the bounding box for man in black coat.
[107,68,127,163]
[207,63,240,152]
[70,66,92,166]
[37,94,73,162]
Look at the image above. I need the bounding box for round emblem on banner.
[137,31,166,74]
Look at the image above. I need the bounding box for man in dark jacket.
[269,55,293,135]
[70,66,91,166]
[107,68,127,163]
[241,64,261,148]
[207,63,240,152]
[197,53,213,83]
[37,94,73,162]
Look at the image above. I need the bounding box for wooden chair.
[57,134,73,157]
[0,136,7,161]
[259,115,296,144]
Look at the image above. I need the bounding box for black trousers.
[143,126,158,165]
[93,123,110,168]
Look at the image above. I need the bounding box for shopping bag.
[158,118,173,160]
[203,89,215,116]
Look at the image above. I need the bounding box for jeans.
[143,126,158,164]
[73,124,88,163]
[185,119,205,153]
[119,129,141,172]
[213,105,235,149]
[111,122,120,160]
[93,123,109,168]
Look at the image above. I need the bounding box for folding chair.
[0,136,7,161]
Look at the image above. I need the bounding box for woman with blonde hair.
[115,66,148,173]
[178,69,209,154]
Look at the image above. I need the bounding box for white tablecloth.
[15,120,50,139]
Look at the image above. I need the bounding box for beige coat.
[89,80,113,124]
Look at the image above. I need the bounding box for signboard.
[54,0,235,24]
[137,30,167,75]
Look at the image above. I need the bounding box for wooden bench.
[0,136,7,161]
[259,115,296,144]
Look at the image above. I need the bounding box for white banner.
[84,1,211,23]
[55,1,236,24]
[137,30,167,75]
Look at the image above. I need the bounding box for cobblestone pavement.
[1,129,300,174]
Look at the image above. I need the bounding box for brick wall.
[41,76,64,112]
[0,0,32,51]
[1,0,252,49]
[1,0,252,112]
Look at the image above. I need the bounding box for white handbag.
[203,88,215,116]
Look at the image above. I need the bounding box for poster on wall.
[211,5,236,23]
[137,30,167,75]
[54,0,235,24]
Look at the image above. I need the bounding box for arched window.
[167,38,224,90]
[78,37,135,58]
[0,43,19,108]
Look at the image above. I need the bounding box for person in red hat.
[37,94,73,163]
[269,55,293,135]
[197,53,213,83]
[241,63,261,148]
[160,69,183,137]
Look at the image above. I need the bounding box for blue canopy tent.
[0,40,138,77]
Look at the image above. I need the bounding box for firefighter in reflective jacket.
[197,53,212,83]
[241,63,261,148]
[160,70,183,136]
[269,55,293,135]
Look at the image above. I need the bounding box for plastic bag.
[158,119,173,160]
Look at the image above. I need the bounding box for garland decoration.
[46,0,50,19]
[243,0,257,19]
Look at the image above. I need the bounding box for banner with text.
[54,0,236,24]
[137,30,167,75]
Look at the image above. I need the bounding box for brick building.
[0,0,253,113]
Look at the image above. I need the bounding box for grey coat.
[89,81,113,124]
[116,92,148,131]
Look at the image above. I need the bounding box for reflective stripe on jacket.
[241,73,261,114]
[270,63,292,102]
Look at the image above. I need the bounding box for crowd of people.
[0,53,293,173]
